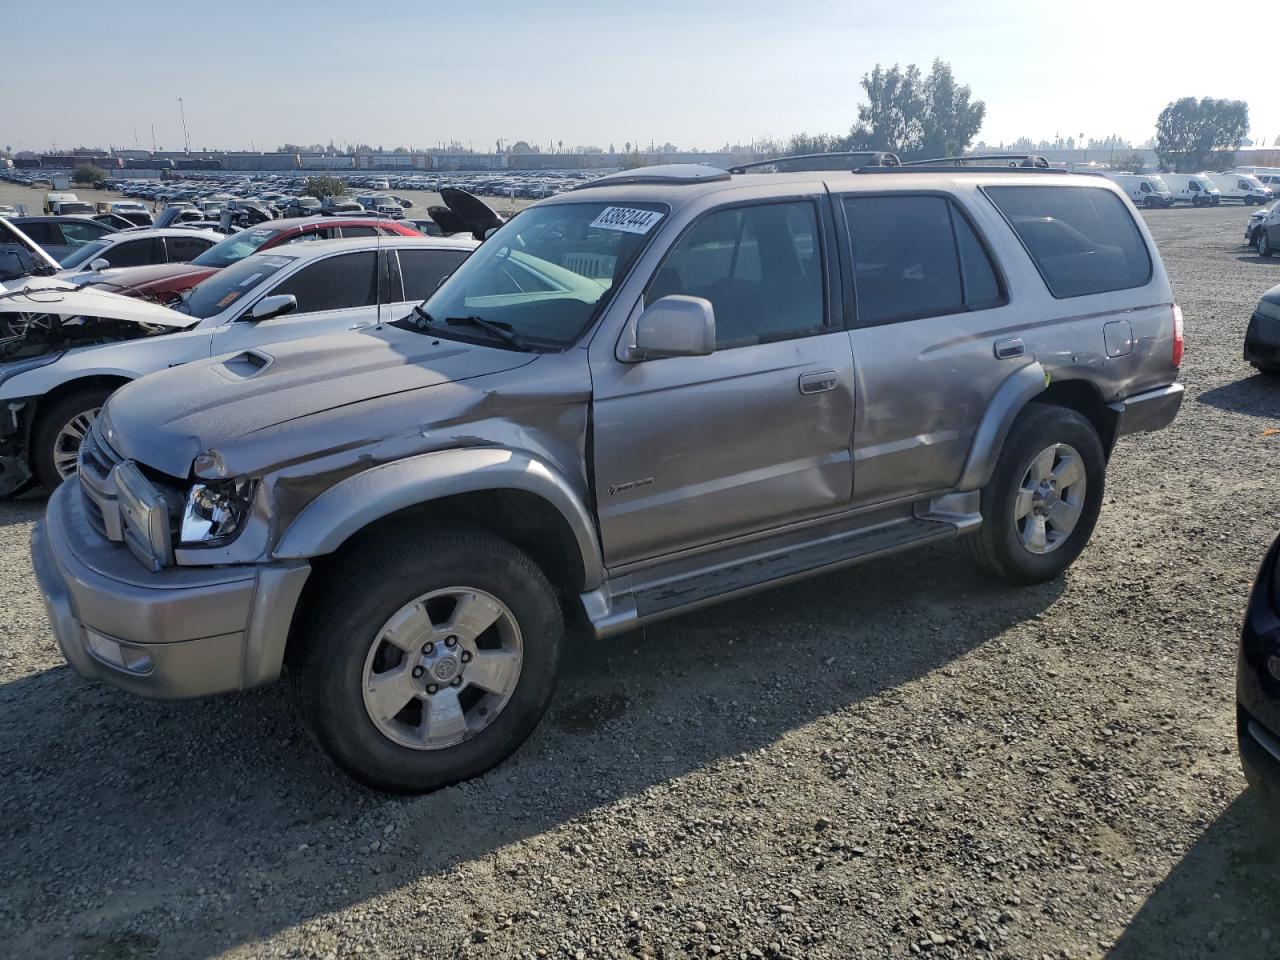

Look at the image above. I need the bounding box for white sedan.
[0,235,477,494]
[56,227,223,278]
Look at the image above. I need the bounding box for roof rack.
[728,151,901,174]
[573,164,732,189]
[901,154,1052,169]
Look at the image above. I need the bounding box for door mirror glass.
[89,258,110,272]
[627,295,715,361]
[249,294,298,322]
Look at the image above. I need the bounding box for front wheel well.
[26,375,132,464]
[290,489,589,665]
[1032,380,1118,456]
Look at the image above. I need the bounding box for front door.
[591,197,855,568]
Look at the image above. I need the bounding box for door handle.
[994,337,1025,359]
[799,370,839,395]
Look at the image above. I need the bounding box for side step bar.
[582,512,961,638]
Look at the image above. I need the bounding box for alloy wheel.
[361,587,524,750]
[52,408,100,480]
[1013,442,1087,555]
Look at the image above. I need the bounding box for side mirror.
[248,294,298,322]
[626,295,715,361]
[89,258,110,272]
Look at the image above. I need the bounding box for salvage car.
[1253,202,1280,257]
[54,228,222,279]
[0,216,61,283]
[9,216,117,263]
[1237,532,1280,809]
[30,156,1185,792]
[0,235,476,495]
[69,216,425,305]
[1243,282,1280,373]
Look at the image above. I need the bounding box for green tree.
[917,59,985,158]
[72,164,105,184]
[301,176,347,200]
[1111,152,1148,173]
[1155,97,1249,172]
[786,133,848,155]
[845,59,984,160]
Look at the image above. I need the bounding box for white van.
[1104,172,1175,208]
[1237,166,1280,194]
[1205,171,1273,205]
[1159,173,1221,206]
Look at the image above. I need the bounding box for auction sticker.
[590,207,663,235]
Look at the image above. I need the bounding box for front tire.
[1259,231,1274,258]
[32,386,115,490]
[964,404,1106,584]
[292,527,563,793]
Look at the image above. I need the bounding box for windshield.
[1193,175,1217,190]
[58,203,94,215]
[60,239,112,269]
[1147,176,1169,191]
[191,227,279,269]
[415,200,667,350]
[178,253,296,319]
[1242,175,1266,191]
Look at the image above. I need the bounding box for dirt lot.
[1,204,1278,960]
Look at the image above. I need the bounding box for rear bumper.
[32,479,309,699]
[1110,382,1183,436]
[1245,312,1280,366]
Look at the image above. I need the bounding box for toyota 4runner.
[32,154,1185,792]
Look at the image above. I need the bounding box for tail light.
[1171,304,1184,368]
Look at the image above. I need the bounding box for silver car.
[32,154,1184,792]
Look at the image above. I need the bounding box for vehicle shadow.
[1109,791,1280,960]
[0,490,47,529]
[0,541,1063,959]
[1237,254,1280,266]
[1195,374,1280,420]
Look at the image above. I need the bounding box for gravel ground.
[1,204,1279,960]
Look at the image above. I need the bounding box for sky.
[5,0,1273,155]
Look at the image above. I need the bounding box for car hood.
[102,325,539,478]
[79,261,213,290]
[0,284,197,328]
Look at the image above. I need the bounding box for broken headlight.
[179,478,254,547]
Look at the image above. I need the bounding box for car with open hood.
[0,235,476,495]
[30,154,1185,793]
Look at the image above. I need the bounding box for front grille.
[78,421,124,542]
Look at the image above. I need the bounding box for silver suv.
[32,154,1185,792]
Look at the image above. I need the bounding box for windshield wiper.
[396,305,531,351]
[444,315,528,351]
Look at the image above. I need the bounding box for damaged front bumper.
[32,479,310,699]
[0,394,35,496]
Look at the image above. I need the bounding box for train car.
[125,157,177,170]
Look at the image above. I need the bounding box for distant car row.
[1103,169,1275,208]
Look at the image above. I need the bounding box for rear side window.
[105,237,160,268]
[842,195,1004,326]
[984,186,1152,298]
[398,248,471,302]
[166,235,212,262]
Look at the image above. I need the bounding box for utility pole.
[177,97,191,153]
[150,124,156,154]
[133,126,140,150]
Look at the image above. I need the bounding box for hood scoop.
[214,349,273,381]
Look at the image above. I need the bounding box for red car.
[76,216,423,303]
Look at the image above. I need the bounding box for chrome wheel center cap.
[431,656,460,682]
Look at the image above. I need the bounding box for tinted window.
[953,211,1003,310]
[18,222,61,245]
[270,251,378,312]
[647,201,825,349]
[398,248,471,301]
[843,195,964,325]
[339,226,378,238]
[59,220,113,244]
[105,238,159,268]
[985,186,1152,298]
[166,235,212,262]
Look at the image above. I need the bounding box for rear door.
[591,196,855,567]
[163,233,215,263]
[839,190,1018,505]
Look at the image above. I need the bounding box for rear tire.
[292,526,563,793]
[964,404,1106,584]
[31,386,115,490]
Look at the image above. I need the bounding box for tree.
[786,133,848,155]
[845,59,984,160]
[301,176,347,200]
[509,140,534,154]
[72,164,105,184]
[917,59,985,159]
[1111,152,1148,173]
[1155,97,1249,172]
